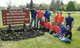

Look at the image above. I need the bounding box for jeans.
[29,17,36,28]
[65,31,72,40]
[37,18,42,28]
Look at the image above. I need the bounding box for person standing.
[29,7,37,28]
[37,9,44,28]
[65,13,74,31]
[57,12,64,26]
[54,12,60,24]
[44,10,51,22]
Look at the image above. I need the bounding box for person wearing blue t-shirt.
[61,25,72,42]
[65,13,74,31]
[59,25,66,37]
[29,7,37,28]
[44,10,51,22]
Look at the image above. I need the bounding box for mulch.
[0,25,44,41]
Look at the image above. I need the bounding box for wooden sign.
[2,9,30,25]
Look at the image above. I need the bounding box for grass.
[0,11,80,48]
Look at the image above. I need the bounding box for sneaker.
[61,37,66,41]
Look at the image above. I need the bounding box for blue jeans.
[29,17,36,28]
[37,18,41,28]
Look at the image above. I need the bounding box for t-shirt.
[40,21,45,26]
[57,16,64,24]
[30,9,37,18]
[49,25,56,31]
[44,11,50,19]
[55,14,59,22]
[55,26,61,33]
[60,25,66,34]
[37,10,44,19]
[65,16,74,25]
[44,22,50,29]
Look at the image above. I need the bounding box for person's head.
[45,19,48,22]
[60,24,65,28]
[39,8,42,11]
[32,7,35,10]
[45,9,48,11]
[68,13,71,16]
[55,23,58,26]
[57,11,59,14]
[66,25,70,31]
[51,22,54,26]
[60,12,62,16]
[41,18,45,21]
[45,10,48,12]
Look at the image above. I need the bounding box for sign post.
[1,9,30,32]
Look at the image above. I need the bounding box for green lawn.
[0,11,80,48]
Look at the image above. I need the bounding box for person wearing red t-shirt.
[37,9,44,28]
[40,20,45,26]
[55,12,60,24]
[43,19,50,32]
[39,18,45,30]
[57,12,64,26]
[49,22,56,34]
[53,25,61,37]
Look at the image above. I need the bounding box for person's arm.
[35,10,37,17]
[43,12,45,18]
[54,16,56,23]
[49,11,51,16]
[72,18,74,28]
[59,27,61,34]
[64,17,67,26]
[62,27,67,37]
[62,16,65,25]
[36,11,38,18]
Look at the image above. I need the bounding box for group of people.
[29,7,51,28]
[29,7,74,42]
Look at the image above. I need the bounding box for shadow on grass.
[63,41,71,44]
[0,27,44,41]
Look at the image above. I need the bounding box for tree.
[7,4,11,9]
[66,1,75,11]
[50,0,56,10]
[26,4,30,8]
[39,4,44,9]
[50,0,62,11]
[59,1,64,11]
[42,3,50,9]
[56,0,60,10]
[30,0,33,9]
[75,4,80,11]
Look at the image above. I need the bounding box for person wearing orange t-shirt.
[57,12,64,26]
[43,19,50,32]
[55,12,60,24]
[55,26,61,33]
[49,22,56,34]
[53,25,61,37]
[37,9,44,28]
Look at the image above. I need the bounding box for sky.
[0,0,80,7]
